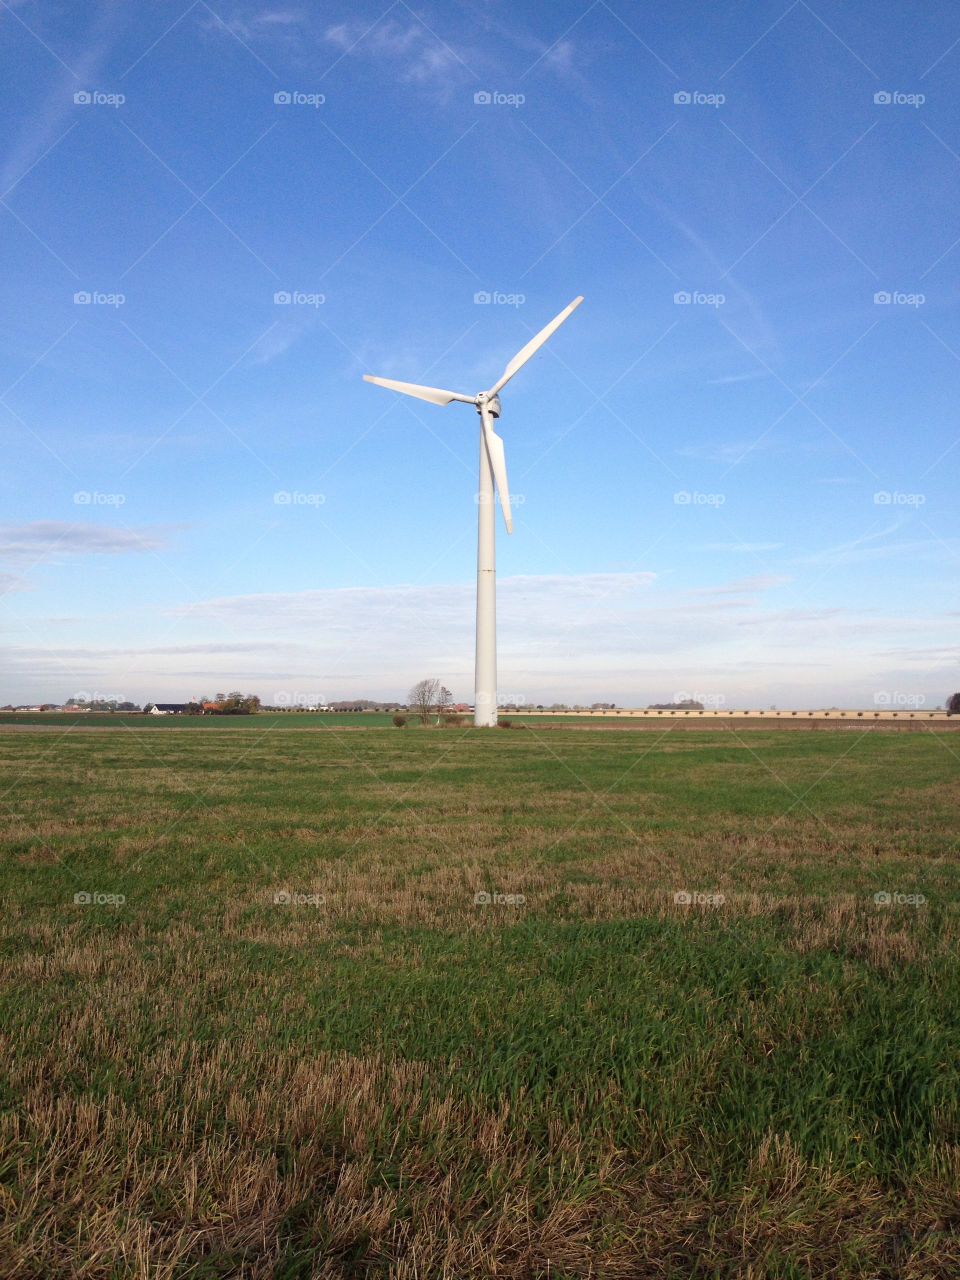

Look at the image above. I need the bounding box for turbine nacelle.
[476,392,501,418]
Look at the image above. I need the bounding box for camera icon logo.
[673,491,691,504]
[473,890,491,904]
[474,91,491,104]
[674,890,692,904]
[73,891,92,904]
[274,91,291,104]
[874,291,891,304]
[874,91,891,104]
[273,491,291,504]
[674,91,691,104]
[74,291,91,304]
[874,891,892,905]
[74,91,91,105]
[73,491,91,504]
[474,290,491,304]
[273,890,292,904]
[273,291,291,304]
[674,290,691,304]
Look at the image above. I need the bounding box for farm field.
[1,725,959,1277]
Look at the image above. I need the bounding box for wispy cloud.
[200,8,304,45]
[700,542,785,552]
[796,525,956,567]
[0,521,181,567]
[323,19,470,89]
[0,572,30,596]
[691,573,792,595]
[248,322,306,366]
[706,370,772,385]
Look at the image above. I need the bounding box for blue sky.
[1,0,958,709]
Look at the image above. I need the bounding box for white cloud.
[3,571,956,709]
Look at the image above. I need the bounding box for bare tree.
[409,678,440,725]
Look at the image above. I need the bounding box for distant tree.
[948,692,960,717]
[195,692,260,715]
[435,686,453,723]
[392,714,407,727]
[409,678,440,725]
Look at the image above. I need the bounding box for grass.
[1,724,959,1277]
[0,711,399,729]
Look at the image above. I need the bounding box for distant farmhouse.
[146,703,186,715]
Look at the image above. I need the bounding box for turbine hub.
[476,392,501,418]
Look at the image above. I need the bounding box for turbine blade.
[488,296,583,396]
[363,375,475,406]
[482,418,513,534]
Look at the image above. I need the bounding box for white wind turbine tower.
[363,296,583,727]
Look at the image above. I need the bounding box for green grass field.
[1,723,958,1277]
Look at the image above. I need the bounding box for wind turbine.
[363,296,583,727]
